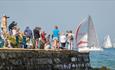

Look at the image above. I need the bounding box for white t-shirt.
[60,35,66,43]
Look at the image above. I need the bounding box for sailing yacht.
[76,16,103,52]
[103,35,112,48]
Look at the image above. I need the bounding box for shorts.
[53,37,59,41]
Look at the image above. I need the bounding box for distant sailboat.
[103,35,112,48]
[76,16,103,52]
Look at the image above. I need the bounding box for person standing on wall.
[52,25,60,49]
[60,32,66,49]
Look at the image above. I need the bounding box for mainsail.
[88,16,100,48]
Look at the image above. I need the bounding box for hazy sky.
[0,0,115,43]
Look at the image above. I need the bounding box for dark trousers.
[61,43,66,49]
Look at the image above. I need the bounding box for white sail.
[76,16,103,52]
[88,16,100,48]
[103,35,112,48]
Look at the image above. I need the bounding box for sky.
[0,0,115,44]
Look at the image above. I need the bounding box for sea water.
[90,48,115,70]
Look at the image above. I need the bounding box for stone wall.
[0,49,91,70]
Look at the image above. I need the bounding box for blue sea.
[90,48,115,70]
